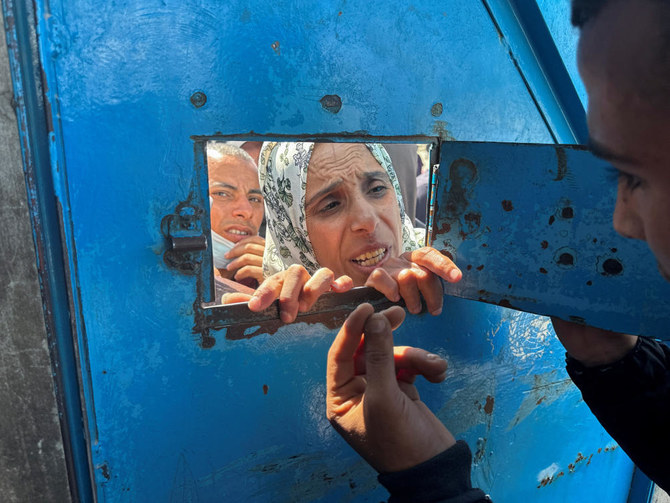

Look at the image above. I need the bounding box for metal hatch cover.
[431,141,670,339]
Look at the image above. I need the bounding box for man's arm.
[551,318,638,367]
[552,318,670,492]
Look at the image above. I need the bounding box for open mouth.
[227,229,250,236]
[222,227,253,242]
[351,247,387,267]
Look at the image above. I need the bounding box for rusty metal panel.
[432,141,670,339]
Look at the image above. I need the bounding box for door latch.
[161,200,207,275]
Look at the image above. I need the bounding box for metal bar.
[0,0,93,500]
[203,286,409,329]
[482,0,588,144]
[627,468,655,503]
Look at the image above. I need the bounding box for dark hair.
[571,0,611,27]
[572,0,670,27]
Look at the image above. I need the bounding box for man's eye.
[249,196,263,204]
[621,172,642,190]
[605,167,642,190]
[212,191,230,198]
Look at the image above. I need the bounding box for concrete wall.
[0,12,72,503]
[654,487,670,502]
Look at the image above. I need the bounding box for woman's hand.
[365,246,462,316]
[245,265,354,323]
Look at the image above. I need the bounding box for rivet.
[190,91,207,108]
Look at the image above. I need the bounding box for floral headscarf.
[258,142,425,277]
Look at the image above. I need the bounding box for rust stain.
[200,335,216,349]
[539,268,548,274]
[476,265,484,271]
[601,258,623,276]
[262,384,269,395]
[460,212,482,238]
[442,158,477,222]
[556,252,575,267]
[501,200,514,212]
[537,471,564,488]
[561,206,574,219]
[540,240,549,249]
[431,120,456,141]
[436,221,452,234]
[320,94,342,114]
[440,249,454,261]
[554,147,567,181]
[484,395,494,415]
[99,463,111,481]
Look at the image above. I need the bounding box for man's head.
[574,0,670,280]
[207,142,264,243]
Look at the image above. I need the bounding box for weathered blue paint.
[6,0,652,501]
[432,141,670,339]
[534,0,588,109]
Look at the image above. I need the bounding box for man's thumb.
[364,313,396,392]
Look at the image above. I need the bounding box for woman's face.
[305,143,403,286]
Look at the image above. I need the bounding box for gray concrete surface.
[654,487,670,503]
[0,11,72,503]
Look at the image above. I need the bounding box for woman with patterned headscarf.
[239,142,462,323]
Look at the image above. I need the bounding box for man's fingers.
[327,303,375,390]
[233,265,264,283]
[224,237,266,259]
[226,253,263,272]
[407,247,462,283]
[380,305,406,330]
[363,313,397,395]
[393,346,448,383]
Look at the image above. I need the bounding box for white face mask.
[211,230,235,269]
[209,196,235,269]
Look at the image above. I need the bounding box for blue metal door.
[5,0,656,501]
